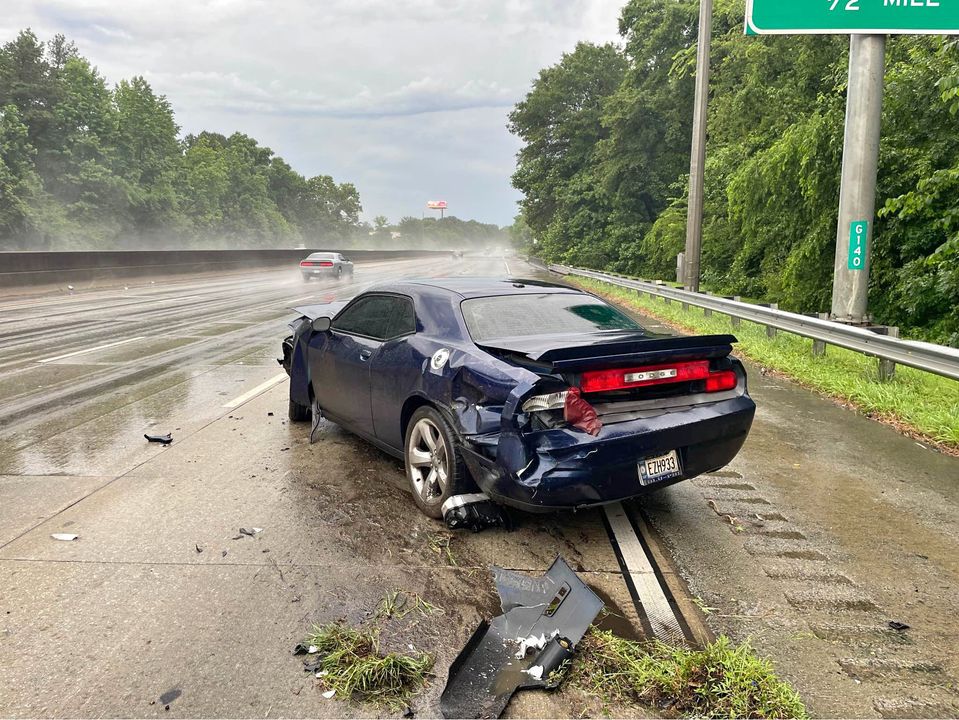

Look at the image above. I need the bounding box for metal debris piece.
[238,527,262,538]
[51,533,79,541]
[888,620,910,631]
[144,433,173,445]
[439,556,602,719]
[442,494,511,533]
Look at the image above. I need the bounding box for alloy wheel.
[408,418,448,503]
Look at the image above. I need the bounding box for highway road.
[0,256,957,718]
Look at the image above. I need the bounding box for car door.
[369,295,418,450]
[311,295,396,434]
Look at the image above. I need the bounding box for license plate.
[638,450,682,485]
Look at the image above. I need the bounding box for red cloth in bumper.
[564,388,603,436]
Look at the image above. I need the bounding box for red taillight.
[579,361,738,394]
[300,261,313,267]
[580,361,710,393]
[705,370,737,393]
[318,261,334,267]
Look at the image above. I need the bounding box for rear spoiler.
[481,334,738,373]
[291,301,349,321]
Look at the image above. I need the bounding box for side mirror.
[311,316,332,333]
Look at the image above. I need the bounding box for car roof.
[306,251,336,258]
[368,277,582,299]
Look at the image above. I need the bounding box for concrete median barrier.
[0,249,454,292]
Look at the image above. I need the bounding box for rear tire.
[404,406,472,519]
[289,398,311,422]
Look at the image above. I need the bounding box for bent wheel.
[405,406,471,518]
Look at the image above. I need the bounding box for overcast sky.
[3,1,625,226]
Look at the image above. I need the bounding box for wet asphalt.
[0,257,957,718]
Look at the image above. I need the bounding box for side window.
[333,296,396,339]
[388,297,416,337]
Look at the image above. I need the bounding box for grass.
[572,629,807,719]
[574,277,959,451]
[377,589,443,620]
[427,531,458,566]
[302,622,434,708]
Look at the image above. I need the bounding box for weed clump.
[303,622,433,707]
[573,629,807,719]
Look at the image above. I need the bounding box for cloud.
[6,0,625,224]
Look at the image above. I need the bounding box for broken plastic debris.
[514,631,558,659]
[144,433,173,445]
[439,556,601,719]
[888,620,910,631]
[524,665,544,681]
[442,494,511,533]
[51,533,78,541]
[322,690,335,699]
[238,527,262,538]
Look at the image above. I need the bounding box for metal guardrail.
[548,264,959,383]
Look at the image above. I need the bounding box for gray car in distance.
[299,252,354,281]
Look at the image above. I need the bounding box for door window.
[333,296,396,340]
[388,297,416,337]
[333,295,416,340]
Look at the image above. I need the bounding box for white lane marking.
[604,502,686,644]
[289,295,316,303]
[504,260,512,276]
[222,372,288,408]
[37,336,146,364]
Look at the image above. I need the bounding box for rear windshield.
[461,293,643,342]
[308,253,334,260]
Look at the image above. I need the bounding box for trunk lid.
[478,332,737,373]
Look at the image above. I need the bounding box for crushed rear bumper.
[461,395,755,512]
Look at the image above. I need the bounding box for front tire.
[404,406,471,519]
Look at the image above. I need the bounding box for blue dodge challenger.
[280,278,755,518]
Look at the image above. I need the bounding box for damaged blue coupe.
[280,278,755,519]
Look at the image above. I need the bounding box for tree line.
[508,0,959,345]
[0,30,508,252]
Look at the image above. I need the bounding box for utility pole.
[684,0,712,293]
[830,34,885,323]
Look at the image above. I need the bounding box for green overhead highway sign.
[746,0,959,35]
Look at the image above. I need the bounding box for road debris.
[439,556,603,719]
[295,622,433,707]
[888,620,910,631]
[442,494,511,533]
[51,533,78,541]
[236,527,262,538]
[144,433,173,445]
[194,544,202,553]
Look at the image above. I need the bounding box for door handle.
[359,350,372,362]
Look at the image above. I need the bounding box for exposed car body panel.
[282,278,756,513]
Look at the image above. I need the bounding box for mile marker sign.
[746,0,959,35]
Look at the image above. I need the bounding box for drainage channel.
[602,501,712,647]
